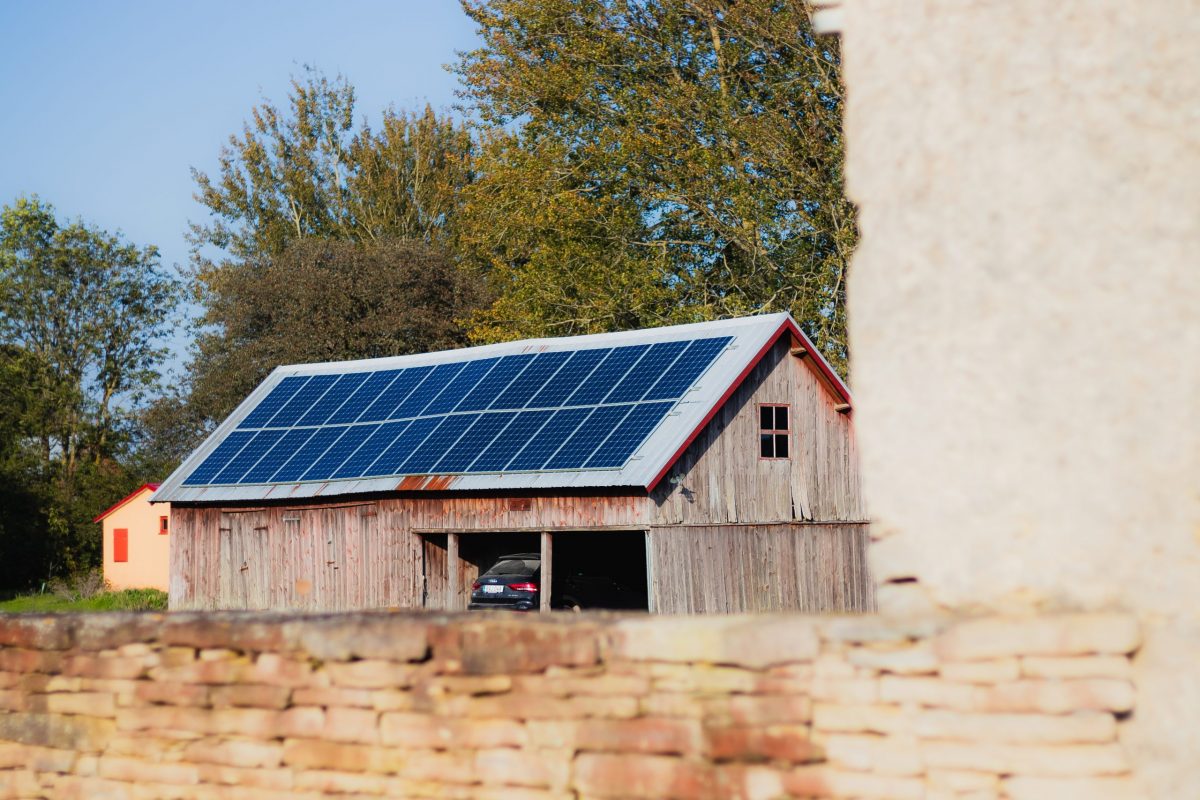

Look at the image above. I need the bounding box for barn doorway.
[419,530,649,612]
[550,530,649,611]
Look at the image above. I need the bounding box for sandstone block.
[0,712,115,751]
[1021,656,1132,680]
[810,676,879,704]
[526,720,581,749]
[46,692,116,718]
[706,725,818,764]
[133,682,210,707]
[787,766,924,799]
[321,706,379,744]
[432,618,602,675]
[0,617,73,650]
[1002,775,1145,799]
[879,676,979,710]
[847,642,939,675]
[925,768,999,792]
[249,653,321,688]
[181,738,283,768]
[576,718,702,756]
[475,748,568,789]
[813,702,910,735]
[380,713,528,749]
[914,709,1116,743]
[978,680,1135,714]
[281,614,429,662]
[939,659,1020,684]
[209,684,291,710]
[611,616,819,669]
[293,768,387,794]
[934,615,1140,661]
[574,752,715,799]
[712,764,787,800]
[0,648,63,674]
[324,659,417,690]
[292,686,374,708]
[97,756,200,785]
[921,741,1130,776]
[194,763,294,790]
[277,706,326,738]
[822,733,923,776]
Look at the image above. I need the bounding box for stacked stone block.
[0,612,1140,798]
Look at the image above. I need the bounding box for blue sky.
[0,0,479,375]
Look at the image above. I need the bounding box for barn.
[153,313,871,613]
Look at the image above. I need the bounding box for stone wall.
[0,612,1141,799]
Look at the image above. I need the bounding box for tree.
[186,70,481,427]
[189,239,479,424]
[455,0,855,371]
[0,196,179,586]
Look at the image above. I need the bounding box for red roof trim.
[92,483,161,523]
[645,318,851,493]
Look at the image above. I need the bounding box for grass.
[0,588,168,613]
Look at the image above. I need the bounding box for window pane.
[775,406,789,431]
[760,433,774,458]
[774,433,789,458]
[760,407,774,430]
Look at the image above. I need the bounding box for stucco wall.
[102,490,169,592]
[836,1,1200,794]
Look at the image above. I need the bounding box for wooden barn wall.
[649,523,875,614]
[170,494,649,610]
[651,339,867,526]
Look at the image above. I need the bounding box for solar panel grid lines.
[603,340,689,404]
[237,376,308,429]
[181,333,734,487]
[267,374,339,428]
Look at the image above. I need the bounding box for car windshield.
[483,558,538,576]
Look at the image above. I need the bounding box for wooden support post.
[540,531,552,613]
[447,532,459,611]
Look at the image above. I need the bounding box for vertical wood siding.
[651,339,866,525]
[649,523,875,614]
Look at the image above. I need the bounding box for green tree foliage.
[455,0,855,371]
[185,70,480,430]
[0,196,179,588]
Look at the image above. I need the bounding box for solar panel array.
[181,336,732,487]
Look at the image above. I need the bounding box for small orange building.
[93,483,169,591]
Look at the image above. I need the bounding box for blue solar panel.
[194,326,739,487]
[643,337,730,400]
[544,405,633,470]
[507,407,591,471]
[605,340,688,403]
[239,429,318,483]
[393,363,465,418]
[296,372,370,427]
[456,355,534,411]
[326,369,402,425]
[182,431,255,485]
[212,429,286,484]
[470,410,553,472]
[271,427,347,482]
[585,402,673,468]
[366,417,441,476]
[332,421,410,479]
[566,345,648,406]
[302,424,380,481]
[359,367,429,422]
[433,412,517,473]
[237,377,308,429]
[423,358,499,415]
[527,348,610,408]
[398,414,479,474]
[490,351,571,409]
[267,374,339,428]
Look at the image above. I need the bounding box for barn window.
[159,515,169,535]
[759,404,790,459]
[113,528,129,562]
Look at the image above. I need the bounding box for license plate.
[483,585,504,594]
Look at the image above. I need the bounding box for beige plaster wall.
[836,0,1200,794]
[102,489,170,592]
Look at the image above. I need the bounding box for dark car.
[469,552,647,611]
[468,553,541,611]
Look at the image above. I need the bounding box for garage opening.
[550,530,648,611]
[420,530,649,612]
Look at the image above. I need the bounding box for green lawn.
[0,589,167,613]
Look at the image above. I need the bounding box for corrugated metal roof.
[153,313,846,503]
